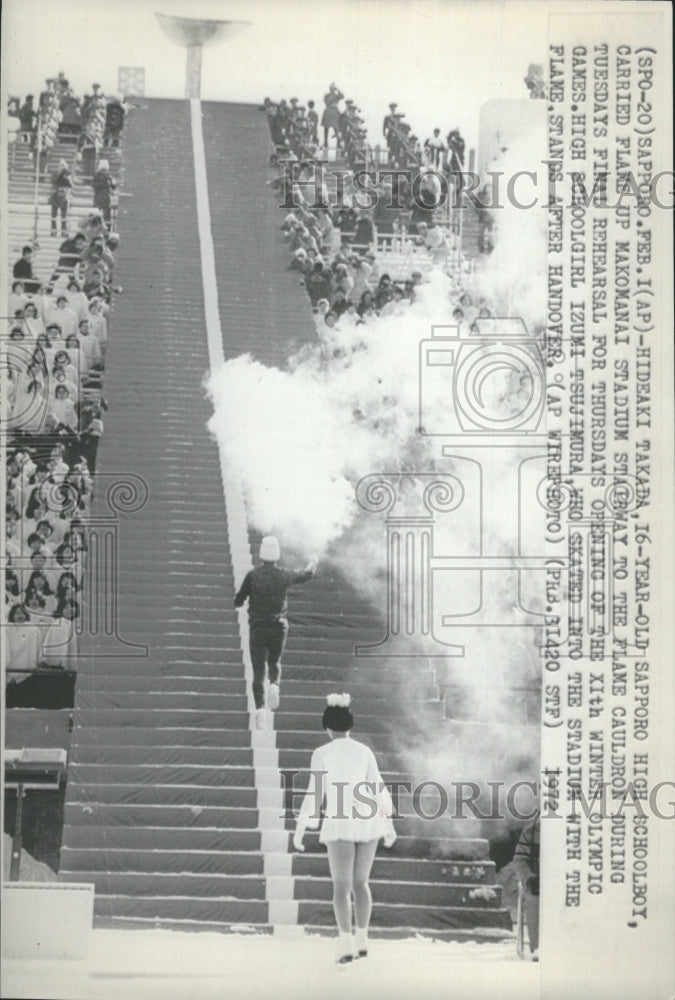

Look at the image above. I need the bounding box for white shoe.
[268,683,280,711]
[335,933,354,964]
[255,708,267,730]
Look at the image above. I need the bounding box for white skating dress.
[298,736,396,844]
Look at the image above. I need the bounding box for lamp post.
[155,12,249,99]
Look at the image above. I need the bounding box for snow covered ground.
[2,928,539,1000]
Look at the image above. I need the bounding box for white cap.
[260,536,280,562]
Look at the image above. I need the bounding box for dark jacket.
[234,563,315,627]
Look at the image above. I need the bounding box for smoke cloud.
[206,128,547,842]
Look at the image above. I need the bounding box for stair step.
[60,847,264,875]
[63,825,262,852]
[75,692,249,711]
[71,726,252,747]
[62,871,267,898]
[68,763,256,787]
[70,745,252,766]
[93,895,269,924]
[297,901,512,931]
[290,832,490,861]
[294,855,497,884]
[67,783,257,808]
[65,802,260,829]
[294,877,503,908]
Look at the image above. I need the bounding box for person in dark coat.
[235,536,318,730]
[321,83,344,146]
[49,161,73,237]
[104,99,125,147]
[351,210,375,252]
[19,95,36,132]
[306,100,319,145]
[13,246,40,293]
[513,811,540,959]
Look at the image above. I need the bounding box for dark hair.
[22,245,33,255]
[26,570,53,595]
[57,599,80,619]
[8,604,29,623]
[57,571,78,596]
[322,704,354,732]
[24,588,46,609]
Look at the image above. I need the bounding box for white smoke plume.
[206,128,548,839]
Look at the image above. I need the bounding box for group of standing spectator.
[262,83,369,169]
[13,75,126,151]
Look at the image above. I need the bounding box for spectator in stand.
[6,572,21,606]
[79,406,103,474]
[104,95,126,147]
[49,161,73,237]
[19,95,36,133]
[49,294,78,338]
[321,83,344,146]
[92,159,117,226]
[6,605,43,675]
[56,230,87,274]
[357,289,376,319]
[48,385,78,433]
[351,210,375,253]
[87,297,108,349]
[67,278,89,322]
[10,280,27,316]
[23,301,45,340]
[13,246,40,294]
[424,128,446,168]
[77,319,103,373]
[39,600,79,668]
[50,366,78,408]
[306,100,319,145]
[53,349,78,388]
[445,128,465,194]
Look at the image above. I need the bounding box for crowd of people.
[11,74,126,153]
[5,73,122,686]
[266,89,483,333]
[262,84,369,170]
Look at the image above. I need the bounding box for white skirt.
[319,813,393,844]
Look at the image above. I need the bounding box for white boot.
[335,932,354,964]
[268,683,280,711]
[354,927,368,958]
[255,708,267,730]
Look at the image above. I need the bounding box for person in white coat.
[6,604,43,678]
[294,694,396,963]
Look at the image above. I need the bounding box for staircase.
[58,100,269,931]
[58,98,512,938]
[8,137,123,283]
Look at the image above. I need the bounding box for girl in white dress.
[294,693,396,963]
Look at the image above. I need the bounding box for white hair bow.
[326,693,351,708]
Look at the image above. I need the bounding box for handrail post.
[33,111,42,242]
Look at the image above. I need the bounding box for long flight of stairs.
[58,100,269,930]
[57,98,513,938]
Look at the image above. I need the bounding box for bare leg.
[326,840,355,933]
[353,839,378,931]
